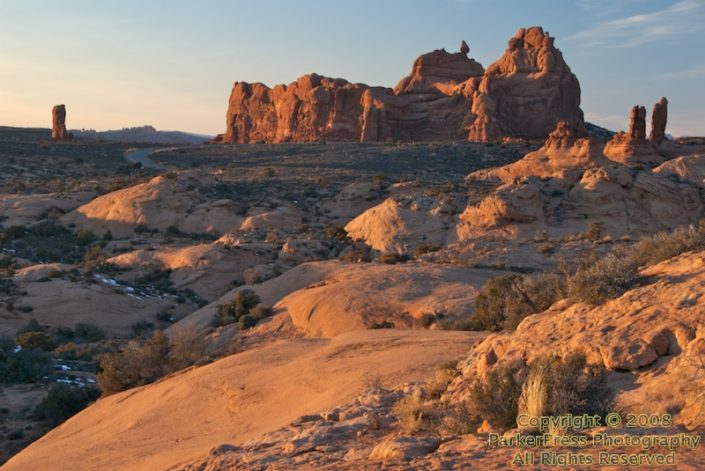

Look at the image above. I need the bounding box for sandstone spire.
[460,40,469,55]
[649,97,668,147]
[51,104,68,140]
[629,105,647,142]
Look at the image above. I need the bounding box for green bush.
[33,385,100,426]
[16,331,55,351]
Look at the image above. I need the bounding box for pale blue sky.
[1,0,704,136]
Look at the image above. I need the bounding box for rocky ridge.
[217,27,584,144]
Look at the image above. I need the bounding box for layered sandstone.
[218,27,584,143]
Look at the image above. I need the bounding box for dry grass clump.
[392,391,433,433]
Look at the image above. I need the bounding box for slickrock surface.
[2,330,484,471]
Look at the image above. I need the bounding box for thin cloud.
[570,0,705,48]
[653,63,705,80]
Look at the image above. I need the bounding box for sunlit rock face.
[218,26,584,144]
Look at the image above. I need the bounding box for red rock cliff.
[219,26,584,143]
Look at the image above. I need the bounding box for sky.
[1,0,704,136]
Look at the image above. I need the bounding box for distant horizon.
[1,0,704,136]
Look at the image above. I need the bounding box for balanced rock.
[219,27,584,144]
[649,97,668,147]
[51,104,69,140]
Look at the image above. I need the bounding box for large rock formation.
[51,104,69,140]
[467,27,583,141]
[649,97,668,146]
[218,27,584,144]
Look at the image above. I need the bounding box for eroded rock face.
[51,104,68,140]
[649,97,668,146]
[467,27,584,142]
[220,26,584,143]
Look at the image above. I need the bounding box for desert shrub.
[33,384,100,426]
[76,229,97,246]
[97,331,171,395]
[627,221,705,268]
[213,289,261,327]
[586,222,603,241]
[169,328,209,370]
[74,323,106,342]
[97,330,211,395]
[413,242,441,257]
[442,401,483,436]
[424,362,459,399]
[474,273,565,331]
[238,314,257,330]
[378,252,409,265]
[567,252,637,305]
[250,304,274,320]
[370,320,395,329]
[323,223,348,241]
[467,365,521,430]
[392,391,439,434]
[18,318,43,335]
[0,336,50,383]
[131,321,155,336]
[83,245,106,270]
[521,353,613,421]
[156,310,174,323]
[338,244,371,263]
[16,331,55,351]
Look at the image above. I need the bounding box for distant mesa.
[51,104,73,141]
[215,26,584,144]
